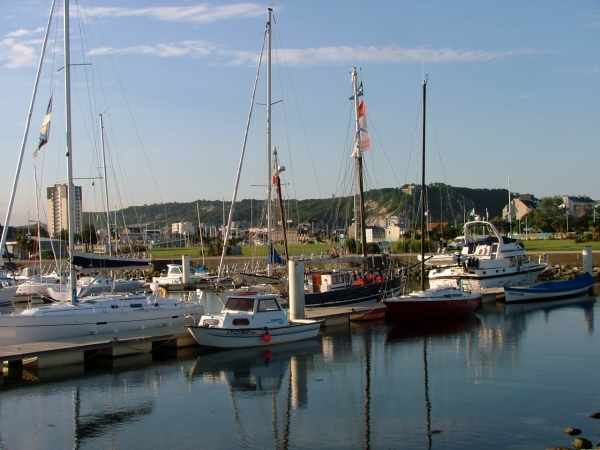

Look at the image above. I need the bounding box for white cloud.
[90,40,215,58]
[7,27,45,38]
[90,3,265,23]
[0,38,38,68]
[227,45,538,67]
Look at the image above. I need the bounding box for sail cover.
[72,250,150,272]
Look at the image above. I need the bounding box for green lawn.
[148,240,598,259]
[150,243,334,259]
[518,239,600,252]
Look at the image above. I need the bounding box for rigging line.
[271,49,301,226]
[402,89,424,188]
[425,94,456,221]
[366,113,402,187]
[271,15,322,199]
[85,0,165,210]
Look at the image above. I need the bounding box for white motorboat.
[0,293,203,346]
[152,264,216,287]
[428,220,547,290]
[187,292,321,349]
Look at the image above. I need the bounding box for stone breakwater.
[537,265,600,282]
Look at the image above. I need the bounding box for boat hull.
[0,287,16,306]
[429,263,547,290]
[305,276,403,307]
[0,300,204,346]
[187,320,321,349]
[504,273,596,303]
[383,291,481,321]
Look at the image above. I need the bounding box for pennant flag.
[358,100,371,151]
[349,81,364,100]
[33,95,52,158]
[424,210,430,216]
[468,208,476,216]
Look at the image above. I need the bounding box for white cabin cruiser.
[187,292,321,349]
[428,220,547,290]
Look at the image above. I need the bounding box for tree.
[81,224,98,252]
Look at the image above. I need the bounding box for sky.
[1,0,599,226]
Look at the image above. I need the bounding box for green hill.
[84,183,510,231]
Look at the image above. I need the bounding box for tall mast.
[273,149,289,261]
[420,77,427,291]
[100,114,111,256]
[196,202,205,265]
[351,68,367,258]
[266,7,273,274]
[64,0,78,304]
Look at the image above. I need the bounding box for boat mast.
[351,68,367,258]
[420,76,427,291]
[196,202,205,266]
[216,10,266,281]
[64,0,78,304]
[266,7,273,275]
[99,114,112,256]
[273,149,289,261]
[0,0,57,266]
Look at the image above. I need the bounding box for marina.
[0,2,600,448]
[0,293,598,449]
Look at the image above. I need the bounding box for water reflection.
[0,297,598,449]
[385,316,481,450]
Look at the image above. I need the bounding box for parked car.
[446,237,465,251]
[378,241,392,253]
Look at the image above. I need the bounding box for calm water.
[1,295,599,449]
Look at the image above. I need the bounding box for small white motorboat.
[187,291,321,349]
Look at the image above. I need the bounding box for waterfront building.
[46,184,82,238]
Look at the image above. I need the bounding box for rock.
[572,437,593,449]
[589,412,600,419]
[546,447,571,450]
[565,428,583,436]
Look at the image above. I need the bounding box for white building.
[171,222,195,235]
[46,184,82,238]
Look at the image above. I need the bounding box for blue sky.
[1,0,599,226]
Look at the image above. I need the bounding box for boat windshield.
[224,297,255,312]
[257,298,281,312]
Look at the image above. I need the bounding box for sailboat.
[303,68,404,307]
[383,77,481,321]
[215,8,288,295]
[0,0,203,346]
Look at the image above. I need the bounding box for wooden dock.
[0,295,503,384]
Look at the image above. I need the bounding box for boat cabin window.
[257,298,281,312]
[232,318,250,326]
[170,267,182,275]
[224,297,255,312]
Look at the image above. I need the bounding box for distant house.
[426,222,453,234]
[365,226,386,243]
[563,195,596,218]
[503,193,540,221]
